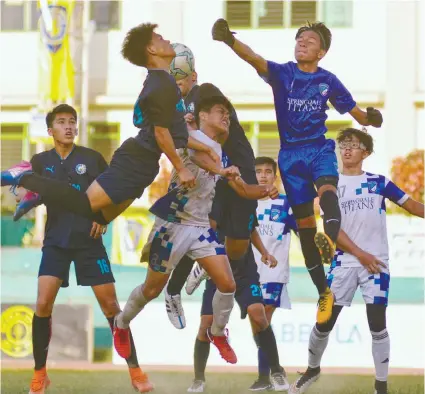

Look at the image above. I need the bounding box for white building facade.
[1,0,424,179]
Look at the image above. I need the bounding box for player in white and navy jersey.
[250,156,298,390]
[290,128,424,394]
[113,95,277,368]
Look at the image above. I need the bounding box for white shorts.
[260,282,291,310]
[141,220,225,274]
[327,265,390,307]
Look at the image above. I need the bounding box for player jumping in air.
[1,23,219,225]
[211,19,383,324]
[19,105,153,394]
[113,95,277,367]
[289,128,424,394]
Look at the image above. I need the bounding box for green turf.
[1,370,423,394]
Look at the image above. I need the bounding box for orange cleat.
[29,367,51,394]
[207,328,237,364]
[129,367,154,393]
[113,317,131,359]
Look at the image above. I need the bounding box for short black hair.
[296,21,332,51]
[46,104,77,128]
[255,157,277,174]
[195,95,233,127]
[121,23,157,67]
[337,128,374,153]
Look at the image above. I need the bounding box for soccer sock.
[298,228,328,294]
[319,190,341,244]
[32,315,52,370]
[210,289,234,336]
[255,326,282,374]
[194,338,210,381]
[167,256,195,296]
[371,329,390,382]
[116,285,148,329]
[308,325,330,368]
[254,334,270,380]
[19,173,108,224]
[107,317,139,368]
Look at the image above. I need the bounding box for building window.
[0,1,40,32]
[226,0,352,29]
[90,1,120,31]
[88,123,120,163]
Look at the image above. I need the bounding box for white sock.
[116,285,147,329]
[308,325,330,368]
[210,289,234,336]
[371,329,390,381]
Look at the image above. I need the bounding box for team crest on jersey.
[319,83,329,97]
[75,164,87,175]
[367,181,378,193]
[187,102,195,113]
[270,205,285,223]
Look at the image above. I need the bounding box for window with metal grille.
[226,1,251,28]
[90,1,120,31]
[257,0,284,28]
[0,1,39,31]
[291,1,317,28]
[258,123,279,160]
[88,123,120,164]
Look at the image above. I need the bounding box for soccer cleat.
[316,287,334,324]
[187,380,206,393]
[314,232,335,265]
[1,160,32,187]
[271,370,290,391]
[288,367,320,394]
[129,367,154,393]
[186,264,209,295]
[14,190,41,221]
[249,379,273,391]
[113,317,131,359]
[29,367,51,394]
[207,328,237,364]
[164,289,186,329]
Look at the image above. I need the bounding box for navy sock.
[32,315,51,370]
[320,190,341,243]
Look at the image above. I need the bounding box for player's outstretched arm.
[212,19,268,75]
[228,177,278,200]
[336,229,385,274]
[154,126,195,188]
[251,229,278,268]
[349,106,383,128]
[400,198,424,218]
[188,135,221,165]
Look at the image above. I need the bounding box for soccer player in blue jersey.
[289,128,424,394]
[1,23,218,225]
[211,19,383,324]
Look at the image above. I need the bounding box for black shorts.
[213,179,258,240]
[39,244,115,288]
[96,138,160,205]
[201,247,263,319]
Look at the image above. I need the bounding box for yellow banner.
[38,0,75,103]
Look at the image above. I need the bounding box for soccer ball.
[169,43,195,81]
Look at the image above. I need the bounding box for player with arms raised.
[290,128,424,394]
[211,19,383,324]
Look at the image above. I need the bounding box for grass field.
[1,370,424,394]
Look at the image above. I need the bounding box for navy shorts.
[213,178,258,240]
[96,138,160,205]
[278,137,339,207]
[201,247,263,319]
[39,244,115,288]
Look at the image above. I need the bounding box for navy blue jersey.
[262,61,356,145]
[185,83,256,184]
[133,70,188,154]
[31,146,108,249]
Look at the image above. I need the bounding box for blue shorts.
[278,138,338,207]
[212,177,258,240]
[39,245,115,288]
[201,247,263,319]
[96,138,160,205]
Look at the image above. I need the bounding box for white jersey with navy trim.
[253,194,297,283]
[149,129,222,227]
[333,172,409,268]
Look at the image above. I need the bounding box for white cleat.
[185,263,209,295]
[187,380,206,393]
[164,290,186,329]
[271,371,290,391]
[288,368,320,394]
